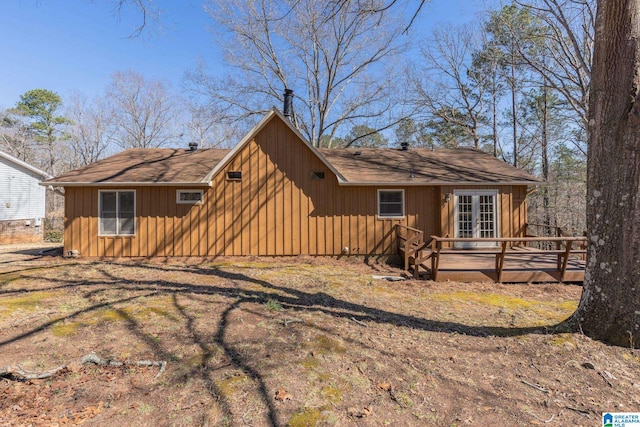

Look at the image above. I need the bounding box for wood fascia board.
[202,108,348,184]
[40,182,212,187]
[0,150,51,179]
[336,180,543,186]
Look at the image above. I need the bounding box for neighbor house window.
[227,171,242,180]
[311,171,325,180]
[378,189,404,218]
[99,190,135,236]
[176,189,203,204]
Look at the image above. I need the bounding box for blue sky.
[0,0,490,110]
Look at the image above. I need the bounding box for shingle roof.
[45,110,540,187]
[319,147,541,185]
[44,148,230,186]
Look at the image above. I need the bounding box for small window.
[99,190,135,236]
[311,171,325,180]
[177,190,204,204]
[378,189,404,218]
[227,171,242,180]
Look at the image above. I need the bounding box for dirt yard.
[0,244,638,426]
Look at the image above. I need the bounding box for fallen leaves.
[377,382,392,391]
[347,405,372,418]
[274,387,292,402]
[0,365,154,425]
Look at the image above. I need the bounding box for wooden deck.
[396,225,587,284]
[419,248,586,283]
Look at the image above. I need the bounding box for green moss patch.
[214,374,249,399]
[0,271,23,284]
[320,385,342,403]
[305,335,346,356]
[0,291,59,315]
[51,322,80,337]
[288,406,324,427]
[429,290,577,322]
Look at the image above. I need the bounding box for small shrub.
[264,299,283,311]
[44,230,63,243]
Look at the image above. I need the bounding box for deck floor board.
[421,252,585,283]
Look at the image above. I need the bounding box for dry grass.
[0,245,638,426]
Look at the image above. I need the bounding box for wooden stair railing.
[412,243,433,279]
[396,225,426,273]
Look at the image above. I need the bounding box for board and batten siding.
[0,156,46,221]
[63,118,529,257]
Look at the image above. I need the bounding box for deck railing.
[427,235,588,283]
[525,223,587,255]
[525,222,564,238]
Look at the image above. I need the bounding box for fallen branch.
[281,319,303,327]
[81,352,167,379]
[350,317,368,327]
[565,406,591,418]
[134,360,167,379]
[598,371,613,387]
[526,409,556,424]
[0,364,67,380]
[520,379,549,393]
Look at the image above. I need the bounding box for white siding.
[0,156,47,221]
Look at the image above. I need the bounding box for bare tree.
[65,93,114,167]
[196,0,408,147]
[410,24,489,149]
[570,0,640,348]
[180,73,244,149]
[512,0,594,154]
[0,110,35,162]
[181,99,245,149]
[106,70,178,149]
[110,0,162,37]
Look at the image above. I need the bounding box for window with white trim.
[99,190,135,236]
[176,189,203,204]
[377,189,404,218]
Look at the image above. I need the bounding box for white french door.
[454,190,498,248]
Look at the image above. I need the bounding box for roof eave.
[0,151,51,179]
[337,180,543,186]
[41,181,213,187]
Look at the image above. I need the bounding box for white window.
[378,189,404,218]
[176,189,204,204]
[99,190,135,236]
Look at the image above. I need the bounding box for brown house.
[45,108,541,258]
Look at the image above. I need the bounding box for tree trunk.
[541,84,551,244]
[492,87,499,158]
[571,0,640,348]
[510,57,518,167]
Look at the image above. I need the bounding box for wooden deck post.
[559,240,573,282]
[496,241,508,283]
[431,238,440,281]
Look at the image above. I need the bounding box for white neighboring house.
[0,150,51,244]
